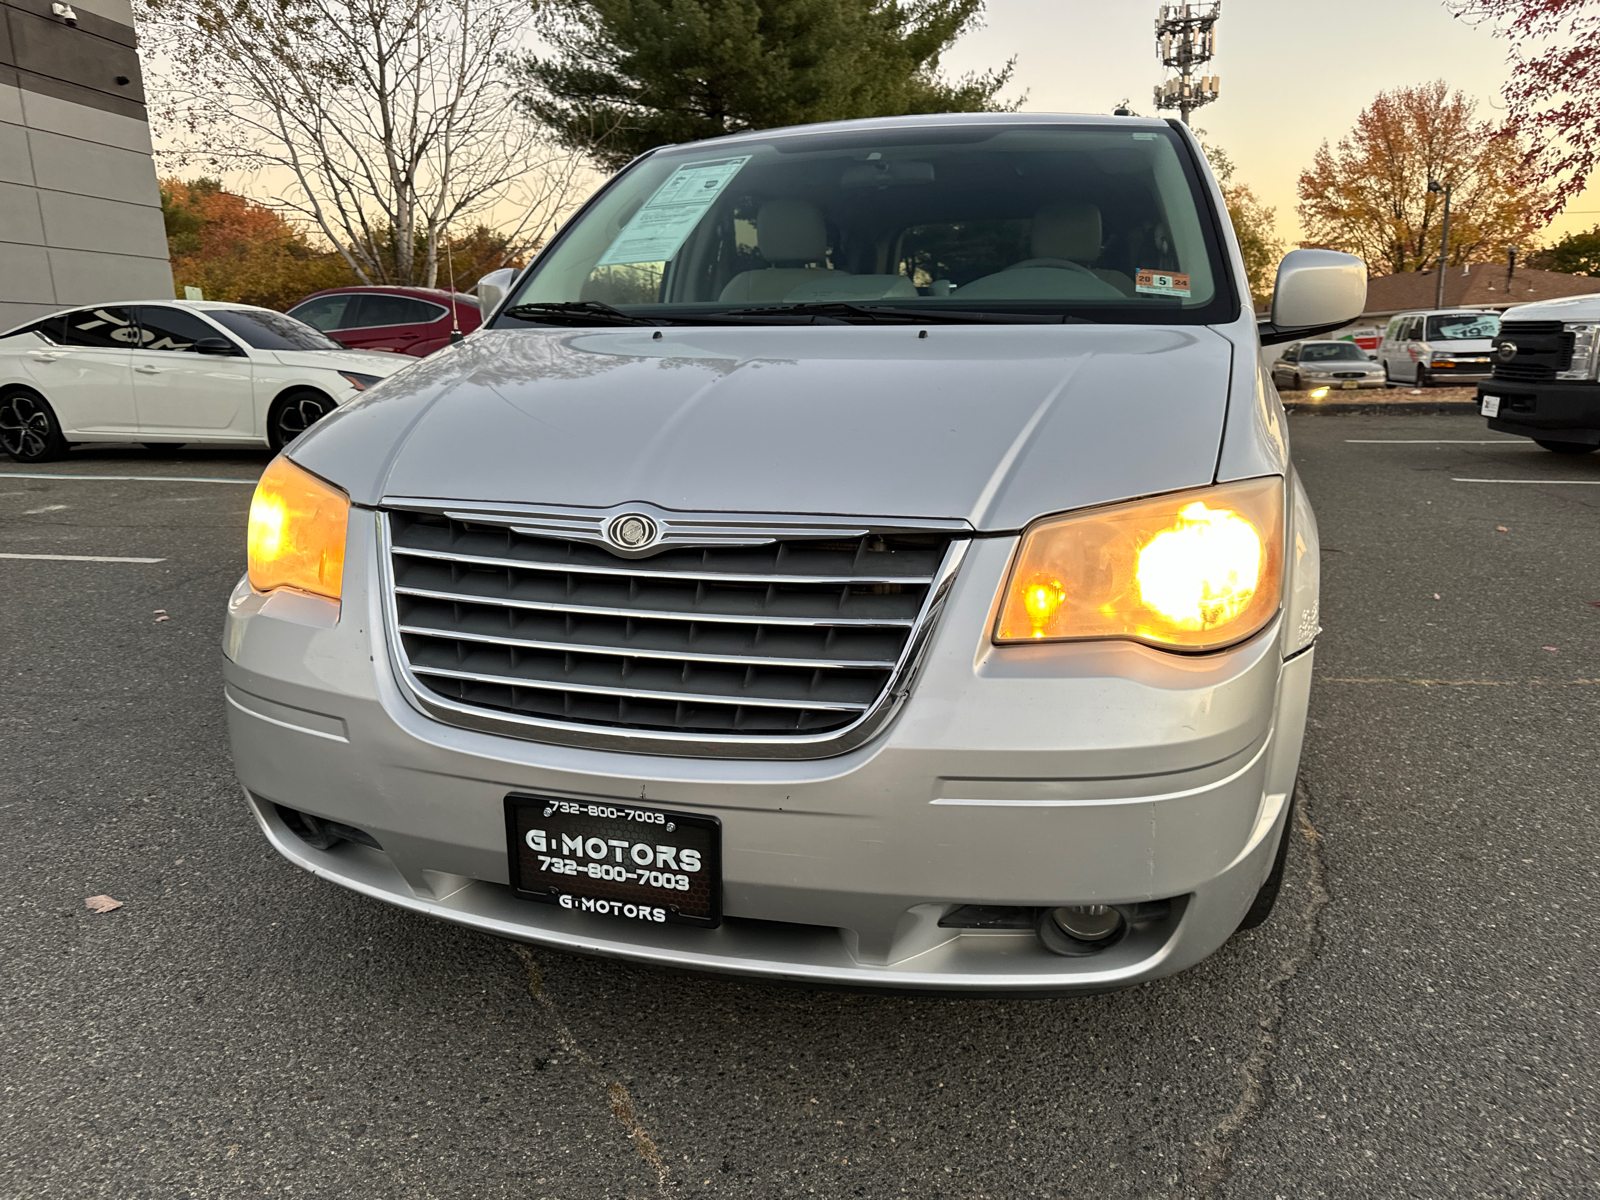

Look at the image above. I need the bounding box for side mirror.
[194,336,239,356]
[476,267,518,316]
[1258,249,1366,346]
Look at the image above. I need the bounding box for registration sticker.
[1136,269,1191,298]
[1481,395,1501,418]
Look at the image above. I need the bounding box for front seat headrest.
[757,200,829,265]
[1031,202,1103,263]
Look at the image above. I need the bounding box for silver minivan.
[223,114,1364,993]
[1377,309,1499,386]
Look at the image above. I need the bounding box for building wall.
[0,0,172,331]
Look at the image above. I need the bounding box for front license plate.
[505,795,721,928]
[1481,394,1501,417]
[1341,381,1360,389]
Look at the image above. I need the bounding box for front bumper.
[1480,378,1600,444]
[1302,377,1386,390]
[223,514,1315,993]
[1422,362,1492,383]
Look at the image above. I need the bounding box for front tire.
[0,388,69,463]
[1533,439,1600,455]
[267,390,337,453]
[1415,366,1430,388]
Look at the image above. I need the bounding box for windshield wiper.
[502,301,663,327]
[720,302,1092,325]
[502,300,850,327]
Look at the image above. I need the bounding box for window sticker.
[1136,269,1191,298]
[596,156,752,267]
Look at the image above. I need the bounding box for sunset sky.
[942,0,1598,251]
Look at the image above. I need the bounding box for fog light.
[1036,904,1128,956]
[1054,904,1121,940]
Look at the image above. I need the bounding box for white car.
[0,300,414,462]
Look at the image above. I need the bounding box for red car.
[286,286,481,357]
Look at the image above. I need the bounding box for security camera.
[51,2,78,23]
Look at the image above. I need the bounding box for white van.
[1377,309,1499,386]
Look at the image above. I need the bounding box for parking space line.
[1345,439,1526,444]
[0,552,166,563]
[1452,477,1600,485]
[0,472,256,486]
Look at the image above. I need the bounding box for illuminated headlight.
[247,456,349,605]
[1558,324,1600,381]
[994,478,1285,653]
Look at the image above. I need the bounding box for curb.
[1283,400,1480,416]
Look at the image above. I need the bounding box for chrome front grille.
[381,505,967,755]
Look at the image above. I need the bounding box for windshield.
[209,308,344,350]
[498,123,1234,326]
[1300,343,1368,362]
[1427,313,1499,341]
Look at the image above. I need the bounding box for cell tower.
[1153,2,1221,126]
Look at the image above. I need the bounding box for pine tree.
[514,0,1019,172]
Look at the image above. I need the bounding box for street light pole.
[1428,179,1452,310]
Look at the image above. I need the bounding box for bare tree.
[137,0,594,287]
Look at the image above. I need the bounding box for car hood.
[294,324,1235,530]
[266,347,414,374]
[1503,294,1600,323]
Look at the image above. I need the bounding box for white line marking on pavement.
[0,472,255,485]
[1452,477,1600,485]
[1346,439,1527,444]
[0,552,166,563]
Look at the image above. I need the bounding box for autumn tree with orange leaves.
[1296,81,1552,276]
[1448,0,1600,216]
[162,179,357,310]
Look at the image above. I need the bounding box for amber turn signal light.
[994,477,1285,652]
[247,456,349,603]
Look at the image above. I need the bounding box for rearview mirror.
[1259,249,1366,346]
[476,267,518,316]
[194,337,239,356]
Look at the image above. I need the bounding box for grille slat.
[397,623,895,670]
[394,585,918,628]
[385,510,959,740]
[391,543,936,587]
[410,664,873,712]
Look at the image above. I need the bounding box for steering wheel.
[1003,257,1099,276]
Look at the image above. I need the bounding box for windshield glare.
[1300,343,1367,362]
[1427,314,1499,341]
[503,124,1232,324]
[210,308,343,350]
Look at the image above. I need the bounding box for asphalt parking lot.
[2,414,1597,1199]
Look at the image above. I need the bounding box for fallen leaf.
[1589,601,1600,608]
[1543,646,1558,652]
[85,895,123,913]
[155,615,169,622]
[153,609,166,614]
[1433,593,1441,600]
[1496,526,1508,532]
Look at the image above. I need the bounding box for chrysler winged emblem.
[608,513,658,550]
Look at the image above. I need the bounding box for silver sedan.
[1271,340,1386,391]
